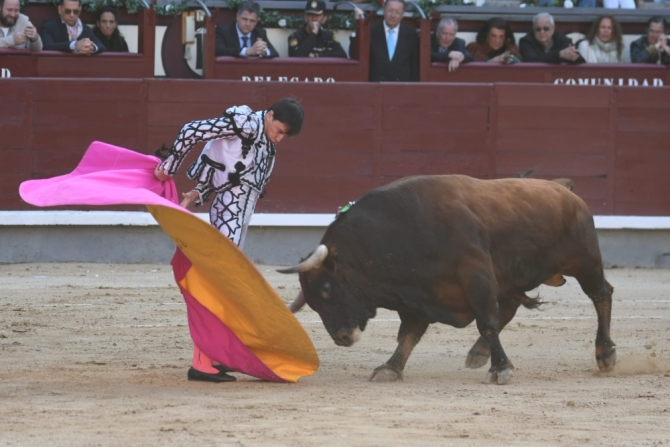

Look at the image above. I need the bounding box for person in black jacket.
[92,6,128,53]
[215,1,278,58]
[630,16,670,65]
[430,17,473,72]
[351,0,418,82]
[39,0,105,54]
[288,0,347,58]
[519,13,582,64]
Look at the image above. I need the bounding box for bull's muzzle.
[333,327,361,347]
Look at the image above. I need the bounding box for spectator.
[466,17,522,63]
[39,0,105,54]
[577,15,623,63]
[215,1,278,58]
[430,17,473,72]
[519,13,583,64]
[0,0,42,51]
[288,0,346,58]
[630,16,669,65]
[363,0,419,82]
[92,6,128,53]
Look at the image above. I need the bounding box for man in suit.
[215,1,278,58]
[430,17,473,72]
[0,0,42,50]
[39,0,105,54]
[358,0,418,82]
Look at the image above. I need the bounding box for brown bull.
[281,175,616,384]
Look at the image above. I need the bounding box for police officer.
[288,0,347,58]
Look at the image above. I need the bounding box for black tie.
[241,36,249,48]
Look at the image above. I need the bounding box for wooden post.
[138,7,156,78]
[419,18,431,83]
[356,16,371,82]
[203,12,216,79]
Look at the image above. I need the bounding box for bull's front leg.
[370,310,428,383]
[465,269,515,385]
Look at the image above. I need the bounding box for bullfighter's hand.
[154,165,170,182]
[180,190,199,208]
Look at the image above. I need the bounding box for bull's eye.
[321,282,331,299]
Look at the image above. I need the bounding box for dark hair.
[476,17,516,47]
[58,0,80,5]
[648,16,668,30]
[237,1,260,16]
[585,15,623,59]
[268,98,304,137]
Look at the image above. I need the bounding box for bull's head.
[278,245,374,347]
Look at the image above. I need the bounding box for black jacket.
[288,27,347,58]
[630,36,670,65]
[215,23,278,58]
[364,21,419,82]
[519,31,582,64]
[92,27,129,52]
[430,35,474,63]
[39,18,106,53]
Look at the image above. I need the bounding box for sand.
[1,263,669,446]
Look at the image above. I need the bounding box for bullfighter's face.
[299,266,375,347]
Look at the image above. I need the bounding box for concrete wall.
[1,224,669,269]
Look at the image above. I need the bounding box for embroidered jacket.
[158,105,276,204]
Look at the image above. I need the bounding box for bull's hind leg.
[576,273,616,371]
[466,294,527,369]
[370,310,428,383]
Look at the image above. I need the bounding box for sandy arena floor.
[0,263,669,446]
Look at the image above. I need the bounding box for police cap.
[305,0,326,14]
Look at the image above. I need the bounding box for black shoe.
[187,367,236,383]
[213,364,235,374]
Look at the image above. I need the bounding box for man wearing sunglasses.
[519,12,582,64]
[39,0,105,54]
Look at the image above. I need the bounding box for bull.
[279,175,616,384]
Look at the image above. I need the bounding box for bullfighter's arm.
[157,106,259,177]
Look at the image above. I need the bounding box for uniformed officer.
[288,0,347,58]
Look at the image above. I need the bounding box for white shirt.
[383,21,399,44]
[1,27,9,38]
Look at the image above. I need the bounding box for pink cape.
[19,141,319,383]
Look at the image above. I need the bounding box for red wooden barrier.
[2,78,670,215]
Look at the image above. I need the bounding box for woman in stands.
[467,17,522,64]
[577,15,623,63]
[92,6,128,52]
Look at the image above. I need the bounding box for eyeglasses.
[534,26,551,33]
[63,8,81,16]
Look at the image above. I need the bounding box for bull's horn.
[277,245,328,274]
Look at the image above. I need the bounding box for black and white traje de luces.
[158,105,275,247]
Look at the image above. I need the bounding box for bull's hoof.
[465,350,490,369]
[597,348,617,372]
[483,367,514,385]
[369,365,403,382]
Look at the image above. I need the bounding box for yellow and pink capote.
[19,141,319,383]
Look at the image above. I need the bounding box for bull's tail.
[514,293,544,310]
[552,178,575,191]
